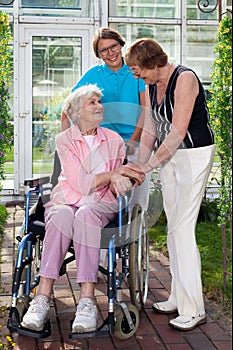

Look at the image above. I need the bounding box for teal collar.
[102,59,129,76]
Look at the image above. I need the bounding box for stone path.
[0,205,231,350]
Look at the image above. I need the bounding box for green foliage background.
[0,10,13,188]
[208,15,232,227]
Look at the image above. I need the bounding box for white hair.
[62,84,103,125]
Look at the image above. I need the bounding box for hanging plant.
[0,10,13,188]
[208,15,232,228]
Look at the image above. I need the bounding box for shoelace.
[76,302,95,316]
[29,298,49,313]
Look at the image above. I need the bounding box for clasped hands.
[110,163,146,198]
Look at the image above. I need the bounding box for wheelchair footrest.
[69,317,110,339]
[8,307,51,339]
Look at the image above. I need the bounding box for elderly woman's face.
[79,93,104,126]
[129,65,158,85]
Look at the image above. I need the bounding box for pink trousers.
[39,204,116,283]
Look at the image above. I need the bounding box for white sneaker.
[152,300,177,314]
[21,295,50,331]
[169,314,206,331]
[72,297,98,333]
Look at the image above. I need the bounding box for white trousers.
[160,144,215,317]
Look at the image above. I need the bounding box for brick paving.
[0,205,232,350]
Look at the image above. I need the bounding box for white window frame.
[14,24,95,194]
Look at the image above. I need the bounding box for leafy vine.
[208,15,232,228]
[0,10,13,188]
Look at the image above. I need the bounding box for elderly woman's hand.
[110,174,134,197]
[116,165,145,186]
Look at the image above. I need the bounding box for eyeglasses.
[98,43,121,56]
[129,67,143,77]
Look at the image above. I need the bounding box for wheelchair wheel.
[30,236,42,293]
[113,303,139,340]
[8,234,50,338]
[17,235,42,299]
[129,204,149,311]
[11,233,43,314]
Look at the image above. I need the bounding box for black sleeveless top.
[149,65,214,148]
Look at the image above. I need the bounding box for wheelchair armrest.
[24,176,51,188]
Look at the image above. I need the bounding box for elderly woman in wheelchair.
[20,84,145,334]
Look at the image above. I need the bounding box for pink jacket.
[46,125,125,207]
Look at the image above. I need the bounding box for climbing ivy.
[0,10,13,188]
[208,15,232,228]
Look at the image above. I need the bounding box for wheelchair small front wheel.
[113,303,139,340]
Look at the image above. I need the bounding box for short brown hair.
[124,38,168,69]
[93,27,126,58]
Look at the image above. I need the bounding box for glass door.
[15,25,95,194]
[32,36,82,178]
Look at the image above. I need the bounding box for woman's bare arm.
[128,72,199,173]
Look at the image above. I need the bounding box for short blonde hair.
[62,84,103,125]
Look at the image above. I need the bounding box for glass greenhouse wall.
[0,0,227,195]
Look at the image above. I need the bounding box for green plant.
[0,10,13,188]
[208,15,232,228]
[208,14,232,291]
[149,221,232,315]
[198,198,220,223]
[0,205,8,241]
[0,206,14,349]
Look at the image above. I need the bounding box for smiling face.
[78,94,104,134]
[130,65,159,85]
[98,38,123,71]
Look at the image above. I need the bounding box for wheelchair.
[7,155,149,340]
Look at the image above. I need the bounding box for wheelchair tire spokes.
[8,230,44,336]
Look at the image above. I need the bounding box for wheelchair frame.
[8,176,149,340]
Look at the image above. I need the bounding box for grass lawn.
[149,218,232,316]
[4,147,54,175]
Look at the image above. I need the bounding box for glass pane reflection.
[186,26,218,81]
[22,0,81,8]
[109,0,180,19]
[111,23,181,63]
[32,36,82,176]
[20,0,93,17]
[187,0,218,20]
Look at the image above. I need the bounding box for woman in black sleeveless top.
[125,39,215,331]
